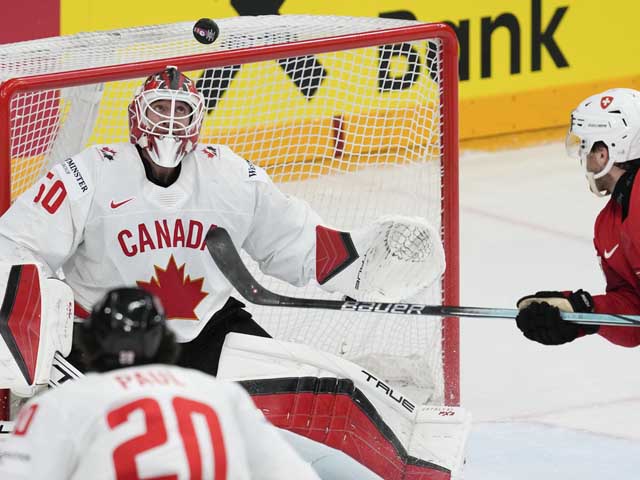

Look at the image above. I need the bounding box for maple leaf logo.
[137,255,208,320]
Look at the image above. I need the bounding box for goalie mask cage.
[0,16,459,418]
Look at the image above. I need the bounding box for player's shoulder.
[92,143,135,162]
[65,143,134,164]
[56,143,136,175]
[52,143,136,197]
[195,143,270,184]
[598,170,640,251]
[24,372,106,410]
[620,169,640,220]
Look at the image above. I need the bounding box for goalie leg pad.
[0,263,73,396]
[218,333,469,479]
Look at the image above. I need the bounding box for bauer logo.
[342,300,427,315]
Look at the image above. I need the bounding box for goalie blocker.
[0,263,73,396]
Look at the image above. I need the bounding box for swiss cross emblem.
[600,96,614,109]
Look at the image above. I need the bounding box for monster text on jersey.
[61,158,88,192]
[117,219,217,257]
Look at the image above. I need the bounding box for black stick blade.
[205,226,281,306]
[205,226,344,310]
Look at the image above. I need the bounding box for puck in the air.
[193,18,219,45]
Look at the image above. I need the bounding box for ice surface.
[460,143,640,478]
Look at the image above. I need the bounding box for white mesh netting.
[0,15,457,404]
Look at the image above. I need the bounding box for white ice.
[460,142,640,478]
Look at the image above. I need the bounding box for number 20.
[33,171,67,214]
[107,396,227,480]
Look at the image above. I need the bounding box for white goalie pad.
[218,333,470,479]
[0,263,73,396]
[317,216,446,302]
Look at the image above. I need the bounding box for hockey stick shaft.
[205,226,640,327]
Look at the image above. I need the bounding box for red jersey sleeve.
[593,289,640,347]
[592,180,640,347]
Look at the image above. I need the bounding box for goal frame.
[0,23,459,418]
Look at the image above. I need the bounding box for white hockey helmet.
[128,66,205,168]
[566,88,640,196]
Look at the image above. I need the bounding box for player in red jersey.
[516,88,640,347]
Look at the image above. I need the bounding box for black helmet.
[79,287,179,372]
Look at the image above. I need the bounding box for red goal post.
[0,16,459,419]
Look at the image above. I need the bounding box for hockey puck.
[193,18,219,45]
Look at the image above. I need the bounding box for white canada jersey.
[0,365,320,480]
[0,144,322,341]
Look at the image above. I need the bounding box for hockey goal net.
[0,16,459,417]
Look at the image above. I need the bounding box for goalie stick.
[205,226,640,327]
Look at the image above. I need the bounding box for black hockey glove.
[515,290,600,345]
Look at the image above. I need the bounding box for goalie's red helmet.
[79,287,179,372]
[128,66,205,168]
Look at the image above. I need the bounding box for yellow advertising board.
[60,0,640,144]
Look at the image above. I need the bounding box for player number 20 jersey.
[0,365,320,479]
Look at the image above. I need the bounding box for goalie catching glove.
[316,216,445,302]
[516,290,599,345]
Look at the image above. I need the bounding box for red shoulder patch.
[99,146,117,161]
[202,146,217,159]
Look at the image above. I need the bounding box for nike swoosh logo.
[110,198,134,209]
[604,244,619,259]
